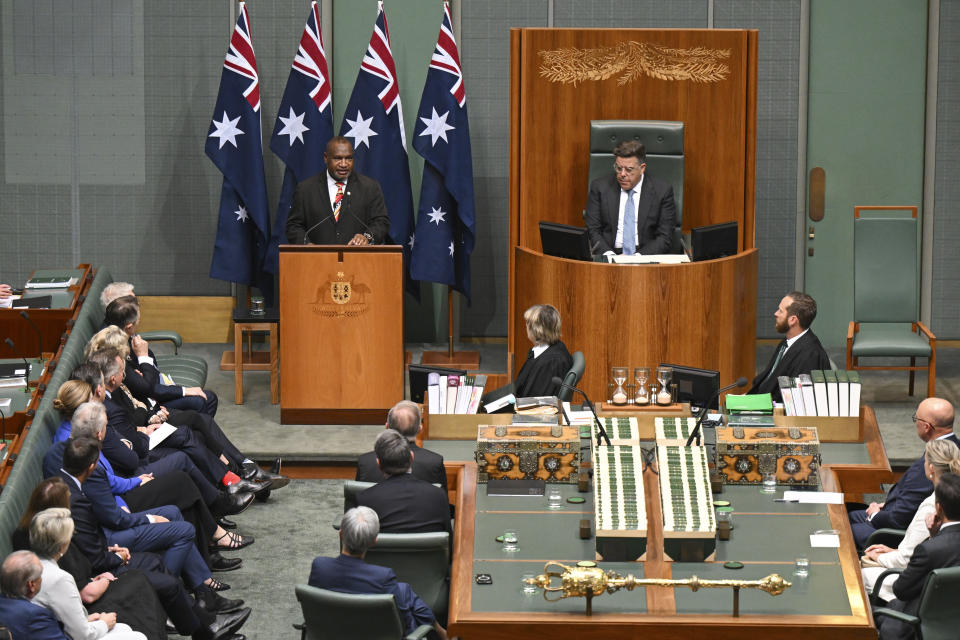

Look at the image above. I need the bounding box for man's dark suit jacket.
[747,330,831,402]
[58,471,126,574]
[357,474,451,536]
[514,341,574,399]
[0,595,68,640]
[356,443,447,493]
[878,524,960,640]
[309,554,434,634]
[286,171,389,245]
[584,173,676,255]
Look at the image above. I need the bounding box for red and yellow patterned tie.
[333,181,345,221]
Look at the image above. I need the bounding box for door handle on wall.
[809,167,825,222]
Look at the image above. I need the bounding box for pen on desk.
[774,498,799,503]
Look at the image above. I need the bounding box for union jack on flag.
[410,1,476,302]
[206,2,272,301]
[265,1,334,273]
[339,1,417,297]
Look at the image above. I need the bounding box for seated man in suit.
[584,139,676,256]
[356,401,446,492]
[849,398,959,549]
[357,431,451,536]
[309,506,447,640]
[0,551,67,639]
[877,472,960,640]
[747,291,831,402]
[286,136,390,246]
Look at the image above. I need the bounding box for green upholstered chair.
[872,566,960,640]
[293,585,433,640]
[865,527,907,550]
[846,207,935,397]
[364,532,450,623]
[556,350,585,403]
[588,120,684,253]
[343,480,376,512]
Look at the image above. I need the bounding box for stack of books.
[778,370,861,417]
[426,372,487,414]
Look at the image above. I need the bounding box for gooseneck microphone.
[685,376,749,446]
[551,376,611,447]
[344,192,377,244]
[3,337,30,381]
[19,310,43,354]
[302,213,335,244]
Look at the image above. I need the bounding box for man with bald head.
[0,550,68,639]
[849,397,959,549]
[355,400,447,492]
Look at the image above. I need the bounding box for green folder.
[725,393,774,414]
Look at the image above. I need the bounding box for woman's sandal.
[211,529,255,551]
[206,577,230,592]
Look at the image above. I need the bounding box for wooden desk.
[443,409,888,639]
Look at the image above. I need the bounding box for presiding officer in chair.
[286,136,390,246]
[584,139,676,256]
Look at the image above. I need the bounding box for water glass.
[521,574,538,594]
[761,472,777,493]
[546,488,563,510]
[794,557,810,577]
[502,530,519,552]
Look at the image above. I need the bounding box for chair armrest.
[846,322,857,369]
[872,606,919,627]
[292,622,306,640]
[870,568,903,607]
[865,528,907,548]
[406,624,435,640]
[140,330,183,353]
[332,514,342,531]
[916,321,935,342]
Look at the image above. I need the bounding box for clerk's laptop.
[13,295,52,309]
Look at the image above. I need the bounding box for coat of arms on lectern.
[310,272,370,318]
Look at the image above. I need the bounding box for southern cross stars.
[426,206,447,226]
[234,205,249,222]
[344,110,378,149]
[418,107,455,146]
[209,111,244,149]
[277,107,309,146]
[448,241,455,257]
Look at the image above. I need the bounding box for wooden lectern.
[278,245,403,425]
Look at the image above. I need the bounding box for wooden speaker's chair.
[846,206,935,397]
[556,350,586,403]
[293,585,433,640]
[364,532,451,623]
[872,566,960,640]
[588,120,684,252]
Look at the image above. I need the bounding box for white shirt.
[784,328,808,353]
[326,171,347,210]
[613,174,644,251]
[531,344,549,359]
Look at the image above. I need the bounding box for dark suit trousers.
[122,552,211,636]
[136,451,219,506]
[151,422,228,487]
[165,389,219,419]
[168,410,244,469]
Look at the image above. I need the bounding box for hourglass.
[656,366,673,405]
[633,367,650,404]
[611,367,628,405]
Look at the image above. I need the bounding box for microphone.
[344,193,377,244]
[3,338,31,382]
[302,213,335,244]
[551,376,611,447]
[0,405,6,445]
[19,310,43,354]
[685,376,748,446]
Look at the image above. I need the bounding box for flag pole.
[421,285,479,369]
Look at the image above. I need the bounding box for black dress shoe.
[240,461,260,481]
[206,607,251,640]
[253,468,290,490]
[271,457,282,474]
[210,552,243,572]
[226,478,271,495]
[197,586,245,614]
[218,517,237,530]
[218,491,254,517]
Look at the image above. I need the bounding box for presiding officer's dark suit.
[584,173,676,255]
[357,474,452,536]
[356,444,447,493]
[877,524,960,640]
[286,171,390,245]
[747,330,831,402]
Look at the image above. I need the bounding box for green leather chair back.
[365,532,450,620]
[853,212,918,323]
[589,120,684,251]
[295,585,408,640]
[343,480,376,512]
[914,566,960,640]
[557,350,586,403]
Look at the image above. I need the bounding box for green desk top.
[19,268,85,309]
[0,359,44,411]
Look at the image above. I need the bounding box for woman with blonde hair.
[861,438,960,602]
[29,507,149,639]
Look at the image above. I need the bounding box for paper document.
[810,533,840,548]
[783,490,843,504]
[0,398,12,411]
[148,423,178,450]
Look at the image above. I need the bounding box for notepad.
[148,423,178,450]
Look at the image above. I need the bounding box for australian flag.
[266,1,333,273]
[206,2,272,300]
[340,1,417,297]
[409,1,476,303]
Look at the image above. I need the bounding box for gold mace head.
[758,573,792,596]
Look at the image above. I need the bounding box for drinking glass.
[547,487,563,510]
[502,530,519,552]
[761,473,777,493]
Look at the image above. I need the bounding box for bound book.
[810,370,829,416]
[798,374,817,417]
[25,276,77,289]
[725,393,773,415]
[848,370,862,417]
[778,377,795,416]
[824,369,839,416]
[836,370,850,417]
[515,396,560,415]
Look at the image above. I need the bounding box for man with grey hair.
[100,281,135,310]
[0,550,68,639]
[309,507,447,640]
[355,400,447,492]
[357,431,451,535]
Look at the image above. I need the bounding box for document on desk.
[783,490,843,504]
[810,532,841,547]
[563,403,594,425]
[148,423,178,450]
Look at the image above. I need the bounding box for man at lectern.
[583,140,676,256]
[285,137,390,246]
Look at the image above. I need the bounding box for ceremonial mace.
[524,561,791,616]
